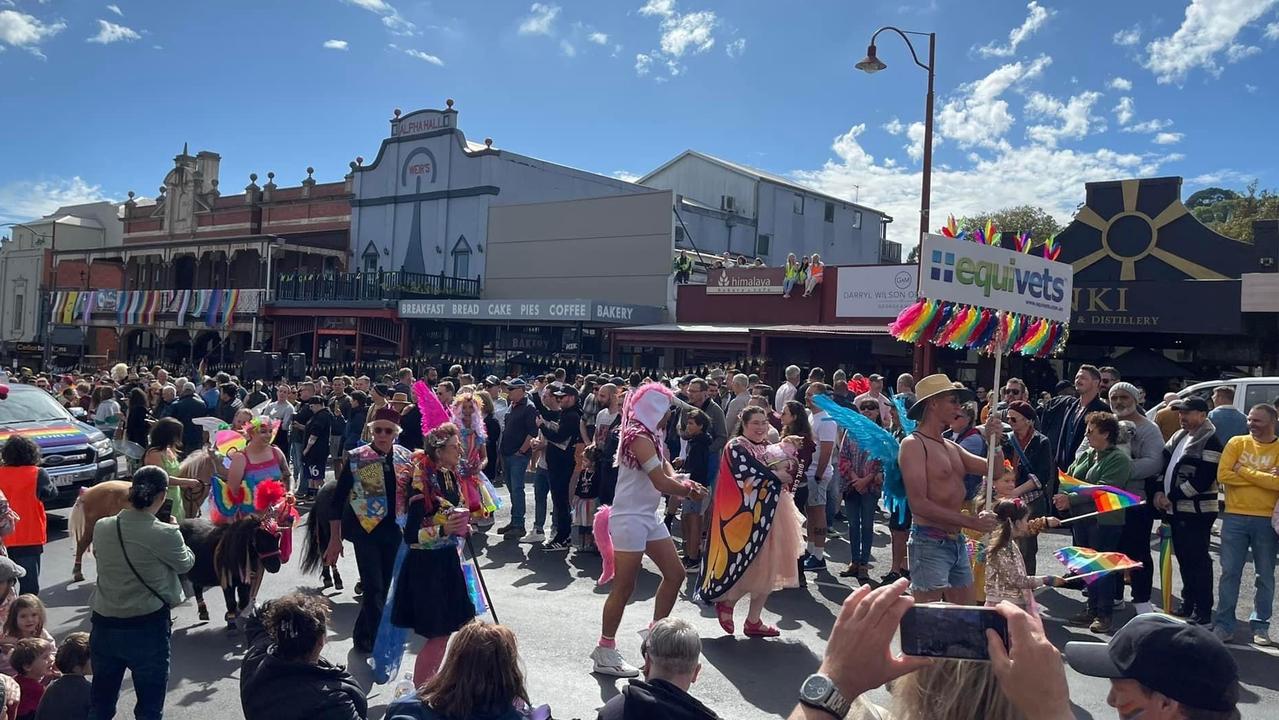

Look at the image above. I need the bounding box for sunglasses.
[372,427,398,436]
[1002,388,1021,395]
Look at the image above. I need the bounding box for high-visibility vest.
[0,466,46,548]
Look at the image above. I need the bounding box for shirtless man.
[899,373,1002,603]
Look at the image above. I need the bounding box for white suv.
[1146,377,1279,418]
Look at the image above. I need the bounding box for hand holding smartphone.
[900,604,1010,661]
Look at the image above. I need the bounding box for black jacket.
[1162,420,1223,515]
[596,679,721,720]
[1042,393,1110,472]
[167,394,209,454]
[240,606,367,720]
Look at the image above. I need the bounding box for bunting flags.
[176,289,191,325]
[49,288,260,327]
[206,289,221,327]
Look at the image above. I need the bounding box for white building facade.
[349,103,650,281]
[639,150,898,266]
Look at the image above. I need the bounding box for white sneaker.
[519,530,545,543]
[591,645,640,678]
[1253,633,1272,647]
[1133,602,1155,615]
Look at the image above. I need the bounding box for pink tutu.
[723,490,804,603]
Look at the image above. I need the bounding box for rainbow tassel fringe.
[889,298,1069,357]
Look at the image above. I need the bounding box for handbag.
[115,520,176,625]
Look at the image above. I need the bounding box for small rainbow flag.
[214,429,246,457]
[1057,470,1142,512]
[1054,546,1142,585]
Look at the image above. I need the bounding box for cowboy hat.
[388,392,412,408]
[906,373,974,420]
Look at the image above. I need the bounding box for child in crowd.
[0,596,53,677]
[571,444,599,553]
[35,632,90,720]
[984,498,1065,609]
[10,637,55,720]
[0,559,25,630]
[675,409,712,569]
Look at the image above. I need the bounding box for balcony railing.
[272,270,481,304]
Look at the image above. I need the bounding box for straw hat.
[906,373,974,420]
[388,392,412,410]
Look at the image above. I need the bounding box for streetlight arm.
[870,26,933,72]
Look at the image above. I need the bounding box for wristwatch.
[799,673,851,718]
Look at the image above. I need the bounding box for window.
[675,226,685,244]
[756,234,771,257]
[852,210,862,228]
[824,202,835,223]
[1244,383,1279,409]
[361,242,380,272]
[880,220,888,240]
[793,193,804,215]
[11,294,22,332]
[451,236,472,278]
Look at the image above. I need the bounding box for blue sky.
[1,0,1276,245]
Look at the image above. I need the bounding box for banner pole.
[984,312,1005,510]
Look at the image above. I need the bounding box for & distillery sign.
[1071,280,1242,334]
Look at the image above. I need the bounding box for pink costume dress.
[717,436,805,604]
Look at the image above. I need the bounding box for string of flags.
[48,289,263,328]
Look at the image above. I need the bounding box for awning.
[608,322,888,351]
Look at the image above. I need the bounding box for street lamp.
[857,26,936,376]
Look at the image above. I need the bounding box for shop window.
[11,294,22,332]
[824,202,834,223]
[361,242,380,273]
[793,194,804,215]
[756,234,771,257]
[452,236,472,278]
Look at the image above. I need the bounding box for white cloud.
[1225,43,1260,62]
[587,31,608,45]
[725,37,745,57]
[559,39,575,56]
[904,121,930,162]
[1245,83,1258,93]
[634,52,653,75]
[0,177,109,224]
[883,118,905,135]
[1144,0,1278,84]
[341,0,415,36]
[0,9,65,57]
[611,170,641,183]
[87,19,139,44]
[791,124,1176,246]
[638,0,676,20]
[976,0,1053,57]
[402,47,443,65]
[518,3,559,36]
[1267,22,1279,40]
[1108,76,1132,91]
[658,9,716,56]
[1024,90,1105,147]
[1188,169,1250,185]
[1112,24,1141,46]
[1124,117,1173,134]
[1112,96,1135,125]
[106,4,122,16]
[323,39,348,50]
[1153,132,1184,144]
[935,55,1052,150]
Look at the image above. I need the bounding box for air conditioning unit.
[721,195,736,212]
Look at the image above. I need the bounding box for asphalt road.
[39,485,1279,720]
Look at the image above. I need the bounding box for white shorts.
[609,512,671,552]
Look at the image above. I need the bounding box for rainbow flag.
[1054,546,1142,585]
[0,424,88,450]
[214,428,246,457]
[1158,523,1174,611]
[1057,470,1142,510]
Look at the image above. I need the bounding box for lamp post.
[857,26,937,377]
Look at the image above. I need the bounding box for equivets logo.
[930,250,1067,303]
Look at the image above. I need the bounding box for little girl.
[11,637,55,720]
[984,499,1064,608]
[571,444,599,553]
[0,595,53,677]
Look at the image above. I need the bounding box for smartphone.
[158,498,174,524]
[900,604,1009,661]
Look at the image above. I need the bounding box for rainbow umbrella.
[1158,523,1174,612]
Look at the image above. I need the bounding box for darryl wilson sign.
[919,233,1073,324]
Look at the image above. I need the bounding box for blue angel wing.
[893,394,916,435]
[812,394,909,523]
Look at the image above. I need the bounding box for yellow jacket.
[1217,434,1279,517]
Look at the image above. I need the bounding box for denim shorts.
[908,526,973,592]
[805,474,831,507]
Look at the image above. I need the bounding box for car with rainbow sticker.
[0,383,119,506]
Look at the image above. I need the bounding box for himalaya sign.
[918,233,1073,324]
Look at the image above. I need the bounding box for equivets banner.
[918,233,1073,324]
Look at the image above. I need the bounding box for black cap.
[553,385,579,398]
[373,383,393,398]
[504,378,528,389]
[483,375,500,387]
[1065,614,1239,712]
[1170,396,1210,413]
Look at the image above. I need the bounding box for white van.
[1146,377,1279,418]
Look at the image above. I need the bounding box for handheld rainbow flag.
[1158,523,1174,611]
[1056,470,1143,513]
[214,429,246,457]
[1054,546,1142,585]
